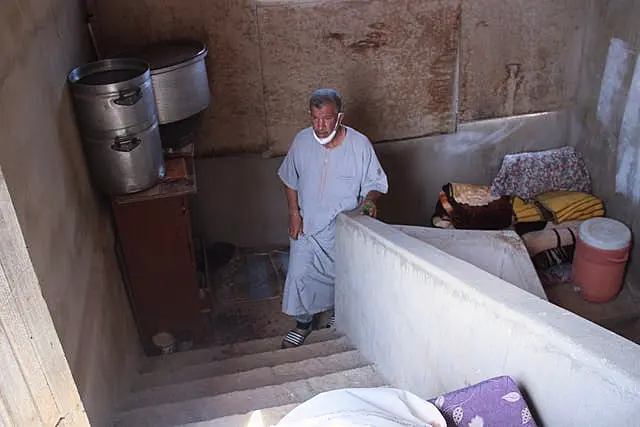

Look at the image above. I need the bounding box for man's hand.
[289,211,304,239]
[361,200,377,218]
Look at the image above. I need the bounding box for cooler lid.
[579,217,631,251]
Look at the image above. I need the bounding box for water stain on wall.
[596,38,635,140]
[258,0,461,156]
[460,0,585,122]
[616,55,640,203]
[502,63,524,116]
[348,31,389,52]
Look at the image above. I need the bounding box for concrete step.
[123,350,369,410]
[141,329,339,374]
[115,365,385,427]
[177,404,298,427]
[134,336,352,391]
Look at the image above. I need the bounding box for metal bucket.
[67,58,157,134]
[83,121,164,195]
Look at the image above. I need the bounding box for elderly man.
[277,89,388,348]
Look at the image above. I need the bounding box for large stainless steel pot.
[67,58,157,134]
[83,121,164,195]
[132,40,211,124]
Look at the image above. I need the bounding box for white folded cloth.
[273,387,446,427]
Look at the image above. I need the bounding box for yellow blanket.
[535,191,604,224]
[513,197,544,223]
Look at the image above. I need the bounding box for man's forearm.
[285,185,300,215]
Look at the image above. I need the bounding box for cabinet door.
[113,196,201,353]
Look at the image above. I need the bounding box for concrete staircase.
[113,329,386,426]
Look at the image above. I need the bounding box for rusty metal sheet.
[92,0,267,156]
[258,0,460,157]
[460,0,586,122]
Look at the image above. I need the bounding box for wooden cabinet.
[112,150,210,355]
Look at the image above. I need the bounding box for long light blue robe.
[277,126,388,317]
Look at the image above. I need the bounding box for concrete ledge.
[336,213,640,426]
[395,225,547,300]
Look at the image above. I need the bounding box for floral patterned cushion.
[490,146,591,199]
[429,376,537,427]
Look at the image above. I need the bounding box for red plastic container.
[572,218,631,303]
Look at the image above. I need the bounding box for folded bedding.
[432,183,512,230]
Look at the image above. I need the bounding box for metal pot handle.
[113,88,143,106]
[111,136,141,152]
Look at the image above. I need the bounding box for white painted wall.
[336,213,640,426]
[570,0,640,294]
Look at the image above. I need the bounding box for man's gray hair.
[309,89,343,113]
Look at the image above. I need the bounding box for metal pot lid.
[134,40,208,72]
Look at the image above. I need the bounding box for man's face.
[310,103,340,138]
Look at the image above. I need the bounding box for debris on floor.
[204,245,292,346]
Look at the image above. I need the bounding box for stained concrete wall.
[91,0,583,156]
[90,0,581,248]
[570,0,640,293]
[92,0,583,248]
[0,0,141,425]
[257,0,460,156]
[336,213,640,426]
[192,111,569,248]
[460,0,585,121]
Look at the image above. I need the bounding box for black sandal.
[327,315,335,329]
[282,328,312,348]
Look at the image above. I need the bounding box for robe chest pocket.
[337,173,355,180]
[331,171,358,196]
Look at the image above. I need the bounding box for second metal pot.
[131,40,211,124]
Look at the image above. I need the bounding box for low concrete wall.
[336,213,640,426]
